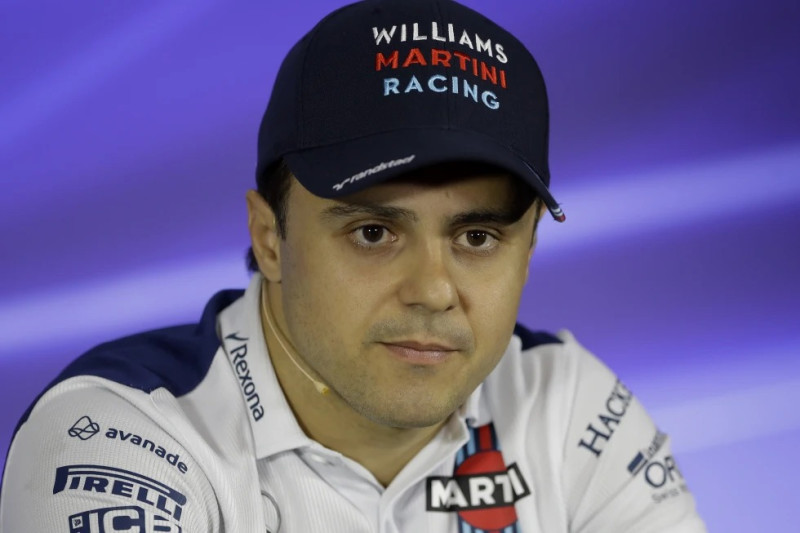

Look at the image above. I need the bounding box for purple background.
[2,1,799,529]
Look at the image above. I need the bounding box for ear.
[525,244,534,285]
[246,190,282,283]
[524,201,547,284]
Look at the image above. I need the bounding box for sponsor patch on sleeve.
[54,464,186,526]
[68,505,183,532]
[66,416,189,474]
[577,379,634,457]
[626,430,694,504]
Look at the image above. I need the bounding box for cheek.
[465,254,529,350]
[279,239,379,345]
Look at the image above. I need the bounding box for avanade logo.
[68,416,100,441]
[68,416,189,474]
[105,427,189,475]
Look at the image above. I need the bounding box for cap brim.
[283,127,565,222]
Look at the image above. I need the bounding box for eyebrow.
[321,203,523,227]
[449,209,524,227]
[320,203,419,222]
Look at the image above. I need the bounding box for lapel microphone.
[260,286,331,396]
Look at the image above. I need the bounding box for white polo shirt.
[0,275,706,532]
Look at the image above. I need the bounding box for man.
[0,0,706,531]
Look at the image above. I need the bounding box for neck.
[259,280,446,486]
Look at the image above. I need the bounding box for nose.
[397,241,459,313]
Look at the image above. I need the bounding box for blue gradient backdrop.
[1,1,798,530]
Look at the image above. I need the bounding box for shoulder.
[481,325,589,468]
[1,383,223,532]
[14,288,244,431]
[492,325,706,532]
[498,324,659,469]
[490,324,599,399]
[498,325,634,409]
[512,323,563,351]
[0,289,250,532]
[53,288,243,394]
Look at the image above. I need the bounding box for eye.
[455,229,498,251]
[350,224,397,248]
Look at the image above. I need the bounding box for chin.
[356,391,463,429]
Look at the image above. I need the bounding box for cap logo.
[372,22,508,63]
[332,154,416,191]
[372,21,510,110]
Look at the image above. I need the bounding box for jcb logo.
[69,506,145,533]
[68,505,182,532]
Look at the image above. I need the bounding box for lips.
[379,340,458,365]
[386,340,457,352]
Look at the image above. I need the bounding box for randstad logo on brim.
[68,416,100,441]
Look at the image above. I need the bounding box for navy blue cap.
[257,0,565,222]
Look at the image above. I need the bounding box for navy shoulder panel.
[15,289,244,429]
[513,323,562,350]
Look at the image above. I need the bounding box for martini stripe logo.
[372,20,509,110]
[427,423,530,532]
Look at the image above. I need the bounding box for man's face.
[271,169,540,429]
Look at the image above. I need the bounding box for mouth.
[379,340,458,365]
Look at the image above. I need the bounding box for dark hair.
[245,159,293,273]
[244,160,542,272]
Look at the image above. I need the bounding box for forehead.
[294,162,532,210]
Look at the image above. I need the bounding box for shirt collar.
[217,274,313,459]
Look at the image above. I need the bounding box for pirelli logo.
[53,464,185,523]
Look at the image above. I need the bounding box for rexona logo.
[426,423,530,532]
[69,416,100,440]
[54,465,185,524]
[68,505,182,533]
[225,332,265,422]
